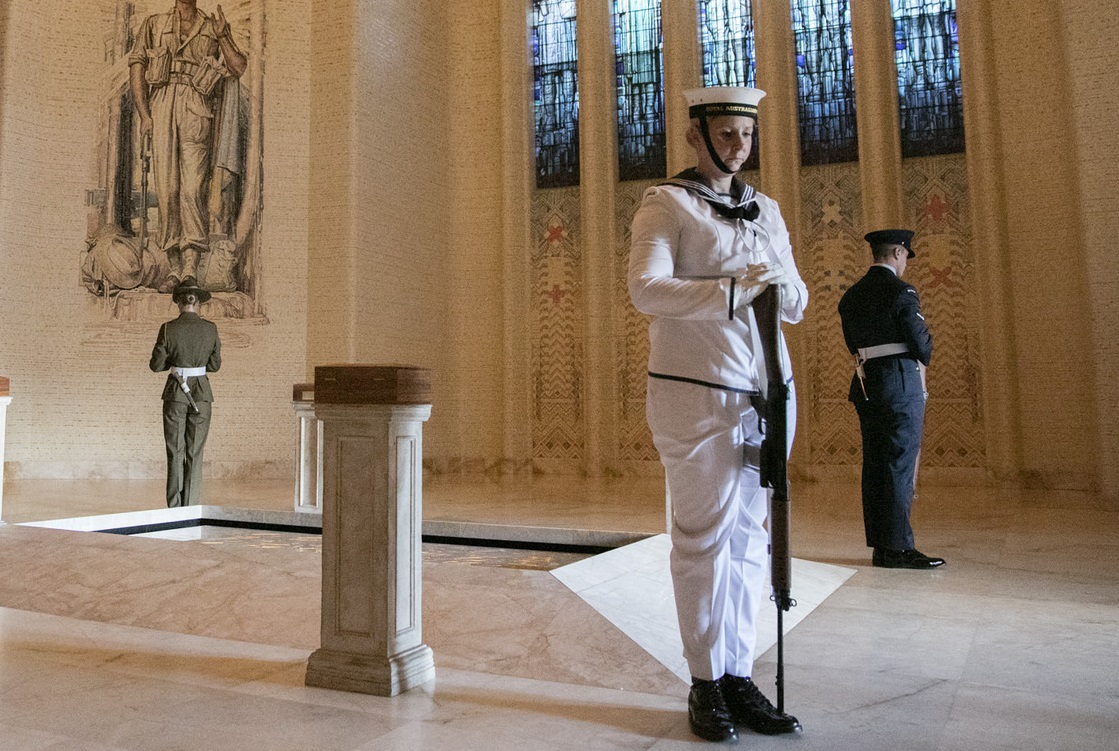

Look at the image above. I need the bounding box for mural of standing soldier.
[128,1,247,292]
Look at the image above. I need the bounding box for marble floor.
[0,474,1117,750]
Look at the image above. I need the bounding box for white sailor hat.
[684,86,766,120]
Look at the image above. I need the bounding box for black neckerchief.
[661,168,760,221]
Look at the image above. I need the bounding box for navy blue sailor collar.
[661,168,760,222]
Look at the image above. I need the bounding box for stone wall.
[1,0,1118,500]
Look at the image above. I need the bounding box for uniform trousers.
[854,388,924,551]
[647,377,796,681]
[162,400,212,507]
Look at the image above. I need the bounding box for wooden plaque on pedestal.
[314,365,431,405]
[0,377,8,397]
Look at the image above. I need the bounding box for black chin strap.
[698,116,736,176]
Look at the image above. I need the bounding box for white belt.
[856,343,910,362]
[171,366,206,378]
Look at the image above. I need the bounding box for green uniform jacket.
[149,312,222,402]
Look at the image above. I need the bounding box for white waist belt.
[857,343,910,362]
[172,366,206,378]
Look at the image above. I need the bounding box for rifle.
[751,284,796,712]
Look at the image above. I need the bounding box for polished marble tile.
[552,534,856,682]
[0,476,1117,750]
[941,683,1118,751]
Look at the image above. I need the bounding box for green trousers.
[162,400,212,507]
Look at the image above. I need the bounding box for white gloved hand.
[764,263,800,304]
[734,263,785,308]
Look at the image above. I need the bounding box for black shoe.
[873,547,946,569]
[720,674,802,735]
[688,678,739,743]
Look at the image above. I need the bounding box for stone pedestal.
[0,377,9,524]
[305,366,434,696]
[292,383,322,513]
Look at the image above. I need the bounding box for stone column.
[292,383,322,513]
[754,0,804,237]
[661,0,701,176]
[850,0,904,228]
[576,0,620,476]
[754,0,810,462]
[0,377,9,524]
[305,365,434,696]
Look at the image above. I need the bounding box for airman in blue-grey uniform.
[838,229,945,570]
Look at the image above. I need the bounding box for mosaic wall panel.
[531,187,585,462]
[615,179,659,463]
[901,153,984,467]
[527,162,983,473]
[798,162,868,465]
[799,154,985,469]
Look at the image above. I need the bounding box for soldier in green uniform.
[150,278,221,507]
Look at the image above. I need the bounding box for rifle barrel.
[751,284,796,712]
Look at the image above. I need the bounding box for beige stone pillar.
[956,0,1022,482]
[292,383,322,513]
[754,0,809,462]
[305,366,434,696]
[0,377,9,524]
[754,0,803,235]
[662,0,702,176]
[500,0,536,473]
[576,0,619,475]
[851,0,904,227]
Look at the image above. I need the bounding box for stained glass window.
[615,0,666,181]
[699,0,757,88]
[791,0,858,165]
[533,1,580,189]
[698,0,760,171]
[892,0,964,157]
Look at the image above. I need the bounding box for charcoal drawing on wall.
[82,1,265,321]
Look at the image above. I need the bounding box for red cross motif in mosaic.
[927,265,957,290]
[545,221,568,245]
[924,192,950,222]
[544,284,568,305]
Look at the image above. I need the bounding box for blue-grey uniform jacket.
[838,265,932,402]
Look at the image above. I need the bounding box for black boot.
[719,674,802,735]
[688,677,739,743]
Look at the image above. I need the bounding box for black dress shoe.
[873,548,946,569]
[719,674,802,735]
[688,678,739,743]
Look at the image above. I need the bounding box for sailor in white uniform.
[628,86,807,743]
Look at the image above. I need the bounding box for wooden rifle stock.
[751,284,795,711]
